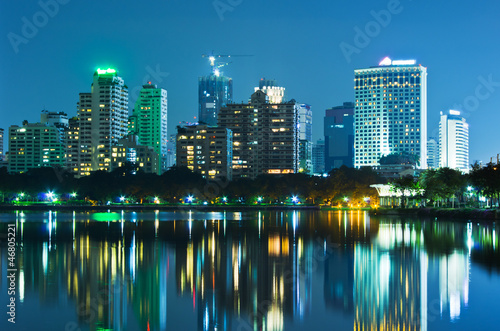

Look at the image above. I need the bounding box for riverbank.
[370,207,500,221]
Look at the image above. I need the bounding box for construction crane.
[201,52,253,76]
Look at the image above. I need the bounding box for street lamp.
[291,196,299,204]
[257,196,263,203]
[186,195,194,203]
[119,196,125,202]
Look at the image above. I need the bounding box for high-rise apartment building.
[354,58,427,168]
[110,135,160,174]
[8,113,66,173]
[129,82,168,174]
[218,90,299,178]
[427,137,439,169]
[298,104,313,174]
[76,68,128,176]
[439,110,469,173]
[199,73,233,126]
[324,102,354,171]
[176,125,233,180]
[312,139,325,174]
[0,128,4,161]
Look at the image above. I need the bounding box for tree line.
[0,165,381,206]
[1,161,499,207]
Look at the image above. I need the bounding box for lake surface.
[0,209,499,331]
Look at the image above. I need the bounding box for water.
[0,209,499,331]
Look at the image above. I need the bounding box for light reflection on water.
[0,210,498,331]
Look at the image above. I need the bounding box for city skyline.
[1,0,500,164]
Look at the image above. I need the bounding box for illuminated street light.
[70,192,77,198]
[222,196,227,203]
[186,195,194,203]
[119,196,125,202]
[343,197,349,202]
[154,196,160,204]
[257,196,263,203]
[291,196,299,204]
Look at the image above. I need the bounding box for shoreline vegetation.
[0,163,499,221]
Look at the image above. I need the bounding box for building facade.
[324,102,354,171]
[198,74,233,126]
[298,104,313,174]
[354,58,427,169]
[129,82,168,174]
[439,110,469,173]
[427,137,439,169]
[75,68,129,176]
[66,117,80,173]
[110,135,160,174]
[218,90,299,179]
[176,125,233,180]
[255,78,286,104]
[166,134,176,169]
[312,139,325,174]
[8,120,66,173]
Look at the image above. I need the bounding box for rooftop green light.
[97,68,116,75]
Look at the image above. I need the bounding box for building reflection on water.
[0,210,498,330]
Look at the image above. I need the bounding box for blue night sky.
[1,0,499,163]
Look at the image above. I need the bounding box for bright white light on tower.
[379,57,392,66]
[214,69,220,76]
[449,110,461,116]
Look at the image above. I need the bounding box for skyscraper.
[198,73,232,126]
[427,137,439,169]
[439,110,469,173]
[76,68,128,176]
[218,90,299,178]
[324,102,354,171]
[354,58,427,169]
[129,82,168,174]
[298,104,313,174]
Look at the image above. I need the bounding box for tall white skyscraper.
[354,58,427,168]
[75,68,128,176]
[439,110,469,173]
[129,82,168,174]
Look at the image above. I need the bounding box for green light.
[97,68,116,75]
[92,212,121,222]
